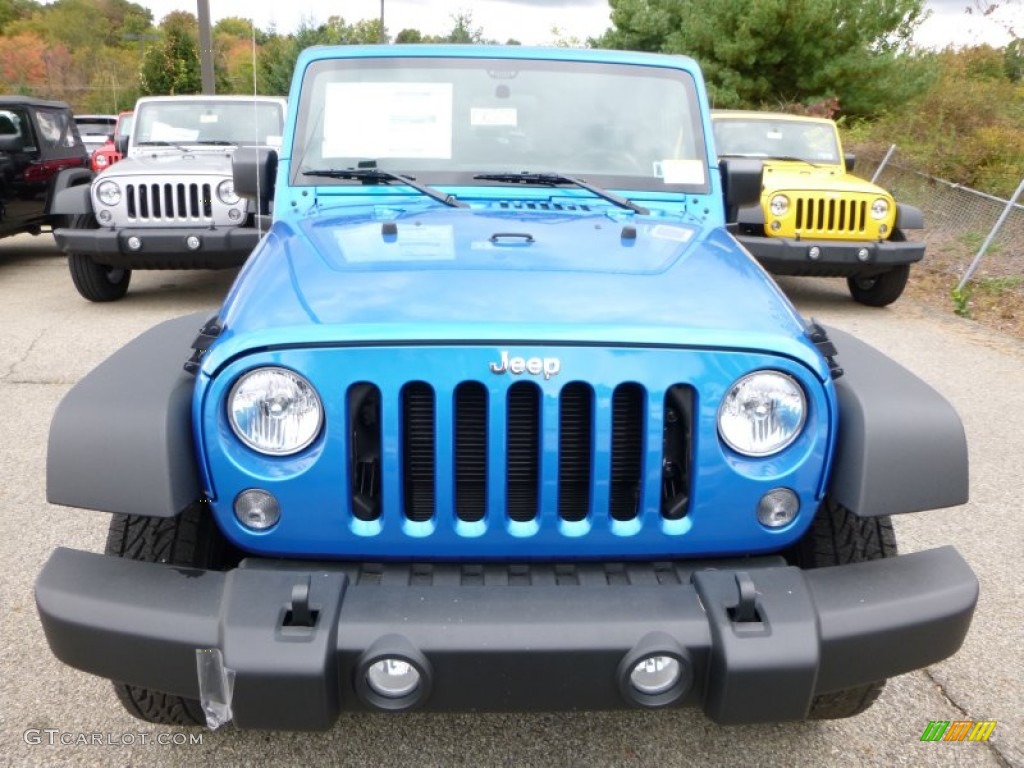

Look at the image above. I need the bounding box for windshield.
[292,56,709,192]
[133,100,284,147]
[75,118,116,136]
[712,117,840,164]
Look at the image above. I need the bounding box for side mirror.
[0,134,23,153]
[844,153,856,173]
[719,157,763,210]
[233,146,277,214]
[115,135,129,156]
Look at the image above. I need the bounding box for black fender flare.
[47,313,208,517]
[48,182,92,217]
[894,203,924,231]
[826,326,968,517]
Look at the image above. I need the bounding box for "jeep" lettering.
[489,351,561,380]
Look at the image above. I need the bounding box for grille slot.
[794,196,867,235]
[610,383,645,521]
[661,385,693,520]
[557,382,593,522]
[402,382,436,522]
[348,383,382,521]
[506,382,541,522]
[123,182,216,221]
[454,382,488,522]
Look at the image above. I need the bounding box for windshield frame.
[290,56,710,195]
[712,115,842,166]
[131,98,285,150]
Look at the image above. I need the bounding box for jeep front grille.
[347,379,693,527]
[794,196,867,236]
[125,182,214,221]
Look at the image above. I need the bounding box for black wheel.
[789,497,897,719]
[66,214,131,302]
[847,264,909,307]
[104,503,235,726]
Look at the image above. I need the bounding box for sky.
[127,0,1018,49]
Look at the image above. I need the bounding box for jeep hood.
[761,162,891,197]
[102,151,232,177]
[213,205,824,373]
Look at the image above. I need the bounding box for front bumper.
[733,232,925,277]
[52,225,259,269]
[36,546,977,730]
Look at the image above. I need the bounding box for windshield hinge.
[806,320,843,380]
[184,315,223,375]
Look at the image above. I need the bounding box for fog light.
[127,236,142,251]
[857,248,871,262]
[630,655,681,696]
[757,488,799,528]
[770,221,781,231]
[233,489,280,530]
[186,235,201,250]
[366,658,421,698]
[228,208,243,221]
[98,210,112,224]
[808,246,821,260]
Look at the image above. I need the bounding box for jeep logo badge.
[489,351,561,379]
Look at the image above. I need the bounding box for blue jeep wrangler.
[36,46,977,730]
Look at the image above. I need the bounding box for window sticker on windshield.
[151,122,199,142]
[660,159,704,185]
[199,114,219,123]
[766,130,783,140]
[266,135,282,149]
[470,108,517,127]
[334,223,455,262]
[650,224,694,243]
[323,82,453,160]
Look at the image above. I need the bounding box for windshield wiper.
[474,172,649,215]
[301,167,467,209]
[193,140,235,146]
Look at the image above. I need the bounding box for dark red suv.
[0,96,90,238]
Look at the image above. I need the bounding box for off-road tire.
[66,214,131,302]
[104,504,234,726]
[789,497,898,719]
[847,265,909,307]
[846,230,911,307]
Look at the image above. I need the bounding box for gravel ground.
[1,233,1020,767]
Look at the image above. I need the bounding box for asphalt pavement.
[1,233,1020,767]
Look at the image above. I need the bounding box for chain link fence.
[854,148,1024,289]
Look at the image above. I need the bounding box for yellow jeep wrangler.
[712,110,924,306]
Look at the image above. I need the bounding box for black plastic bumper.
[51,226,258,269]
[734,233,925,277]
[36,546,977,730]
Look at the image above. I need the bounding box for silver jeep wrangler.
[51,95,285,301]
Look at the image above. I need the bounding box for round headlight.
[228,367,323,455]
[96,180,121,206]
[217,178,240,205]
[769,194,790,217]
[870,198,890,220]
[718,371,806,457]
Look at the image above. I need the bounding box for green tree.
[596,0,930,116]
[139,11,201,95]
[0,0,40,32]
[395,28,423,43]
[256,17,385,96]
